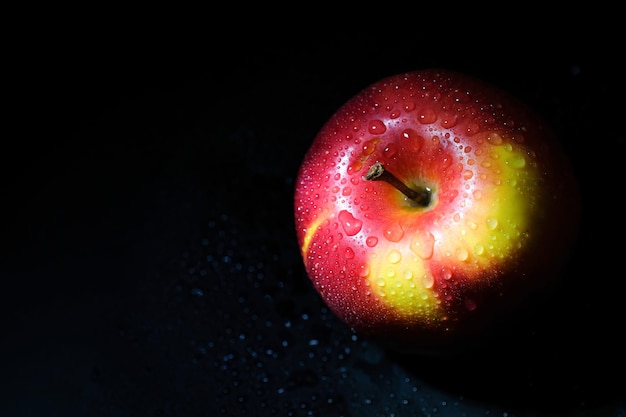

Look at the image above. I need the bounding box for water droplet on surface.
[441,268,453,280]
[487,133,503,145]
[403,270,413,280]
[338,210,363,236]
[341,187,352,196]
[358,264,370,277]
[368,119,387,134]
[344,247,355,259]
[506,154,526,169]
[422,272,434,289]
[387,249,402,263]
[486,217,498,230]
[384,223,404,242]
[418,108,437,124]
[463,170,473,180]
[410,231,435,259]
[455,248,469,261]
[366,236,378,247]
[383,143,397,157]
[440,113,458,128]
[474,244,484,255]
[362,139,377,155]
[464,298,477,311]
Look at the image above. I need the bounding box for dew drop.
[474,244,484,255]
[341,187,352,196]
[358,264,370,277]
[362,139,377,155]
[472,190,482,200]
[463,170,473,180]
[418,108,437,124]
[366,236,379,247]
[440,113,458,128]
[486,217,498,230]
[464,298,477,311]
[387,249,402,264]
[487,133,503,145]
[403,270,413,280]
[383,143,397,157]
[338,210,363,236]
[410,231,435,259]
[422,272,434,289]
[384,223,404,242]
[441,268,453,280]
[368,119,387,134]
[455,248,469,261]
[344,247,355,259]
[377,278,386,287]
[506,154,526,169]
[347,161,363,175]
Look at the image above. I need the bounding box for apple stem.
[364,162,431,206]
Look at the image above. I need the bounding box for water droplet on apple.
[403,270,413,280]
[362,139,377,155]
[440,113,458,128]
[472,190,482,200]
[386,249,402,264]
[410,231,435,259]
[455,248,469,261]
[442,268,453,280]
[358,264,370,277]
[368,119,387,134]
[341,187,352,196]
[347,161,362,175]
[463,170,473,180]
[422,272,434,289]
[506,154,526,169]
[377,278,386,287]
[344,247,355,259]
[383,143,397,158]
[464,298,477,311]
[338,210,363,236]
[487,133,503,145]
[486,217,498,230]
[384,223,404,242]
[418,107,437,124]
[366,236,378,247]
[474,244,484,255]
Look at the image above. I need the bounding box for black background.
[3,17,625,417]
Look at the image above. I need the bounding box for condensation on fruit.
[368,119,386,134]
[337,210,362,236]
[383,222,404,242]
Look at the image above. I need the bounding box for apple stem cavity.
[364,162,431,207]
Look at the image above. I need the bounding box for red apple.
[294,69,579,352]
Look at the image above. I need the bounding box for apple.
[294,69,580,352]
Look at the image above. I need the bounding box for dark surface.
[3,24,625,416]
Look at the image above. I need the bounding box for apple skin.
[294,69,579,352]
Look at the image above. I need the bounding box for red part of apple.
[294,69,579,352]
